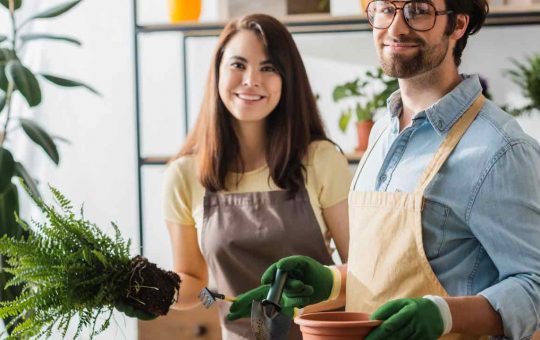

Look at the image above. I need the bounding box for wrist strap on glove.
[324,265,342,301]
[423,295,452,335]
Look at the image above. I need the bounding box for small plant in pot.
[0,186,181,339]
[503,54,540,116]
[332,67,398,152]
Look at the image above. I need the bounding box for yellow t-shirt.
[163,140,352,246]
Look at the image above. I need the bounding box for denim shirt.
[352,74,540,339]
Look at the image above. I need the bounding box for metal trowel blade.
[251,300,291,340]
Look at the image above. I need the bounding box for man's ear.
[451,14,469,40]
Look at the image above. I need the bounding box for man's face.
[373,0,453,79]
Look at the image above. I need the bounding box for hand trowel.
[251,269,291,340]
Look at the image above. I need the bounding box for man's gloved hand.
[261,255,334,308]
[226,285,296,321]
[366,298,444,340]
[115,302,159,321]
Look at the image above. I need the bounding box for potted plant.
[504,54,540,116]
[332,67,398,152]
[0,0,99,333]
[0,186,181,339]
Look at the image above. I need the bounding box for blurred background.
[1,0,540,338]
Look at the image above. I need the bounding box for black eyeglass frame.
[366,0,454,32]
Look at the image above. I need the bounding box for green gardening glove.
[261,255,334,308]
[366,298,444,340]
[115,302,159,321]
[226,285,295,321]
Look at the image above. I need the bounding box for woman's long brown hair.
[175,14,330,193]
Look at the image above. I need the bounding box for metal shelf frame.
[132,0,540,253]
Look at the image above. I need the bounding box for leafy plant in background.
[0,0,99,333]
[504,54,540,116]
[332,67,398,132]
[0,186,181,339]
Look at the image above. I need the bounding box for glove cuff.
[423,295,452,335]
[324,265,342,301]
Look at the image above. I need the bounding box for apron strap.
[414,94,485,196]
[351,122,390,190]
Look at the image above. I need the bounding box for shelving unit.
[132,0,540,254]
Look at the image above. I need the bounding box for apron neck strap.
[414,94,485,196]
[352,123,389,189]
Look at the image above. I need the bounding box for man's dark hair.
[445,0,489,66]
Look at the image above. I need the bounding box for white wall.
[1,0,540,339]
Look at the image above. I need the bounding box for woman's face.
[218,30,282,125]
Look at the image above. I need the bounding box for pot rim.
[294,311,382,329]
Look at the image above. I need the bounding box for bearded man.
[229,1,540,339]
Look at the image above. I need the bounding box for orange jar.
[360,0,370,13]
[169,0,201,23]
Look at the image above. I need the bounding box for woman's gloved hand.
[226,285,296,320]
[115,302,159,321]
[366,298,444,340]
[261,255,334,308]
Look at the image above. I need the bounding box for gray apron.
[202,187,334,340]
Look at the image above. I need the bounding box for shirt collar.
[386,74,484,136]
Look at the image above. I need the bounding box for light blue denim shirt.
[352,74,540,339]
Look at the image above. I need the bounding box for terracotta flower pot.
[294,311,381,340]
[356,120,374,152]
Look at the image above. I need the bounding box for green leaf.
[27,0,82,20]
[338,108,352,133]
[0,48,16,63]
[332,78,362,102]
[0,48,17,92]
[0,35,7,43]
[6,60,42,107]
[0,90,5,112]
[19,118,59,165]
[0,183,19,239]
[91,250,109,267]
[40,73,100,95]
[14,162,41,199]
[19,34,81,46]
[355,102,372,122]
[0,0,22,10]
[0,147,15,193]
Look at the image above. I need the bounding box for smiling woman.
[162,13,352,340]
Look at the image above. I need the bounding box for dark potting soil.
[122,255,181,316]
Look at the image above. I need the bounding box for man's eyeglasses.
[366,0,453,32]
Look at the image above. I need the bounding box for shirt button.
[380,174,387,182]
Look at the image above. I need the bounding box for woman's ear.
[451,14,469,40]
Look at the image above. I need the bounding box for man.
[227,1,540,339]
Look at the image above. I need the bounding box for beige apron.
[202,187,334,340]
[347,95,487,340]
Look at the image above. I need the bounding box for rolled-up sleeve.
[467,140,540,339]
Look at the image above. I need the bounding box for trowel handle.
[266,269,288,305]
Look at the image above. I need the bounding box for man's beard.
[379,34,450,79]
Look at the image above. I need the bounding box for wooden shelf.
[136,6,540,36]
[142,152,363,166]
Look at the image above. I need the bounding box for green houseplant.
[504,54,540,116]
[332,67,398,152]
[0,186,181,339]
[0,0,100,333]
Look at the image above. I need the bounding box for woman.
[163,14,351,339]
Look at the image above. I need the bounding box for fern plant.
[0,186,181,339]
